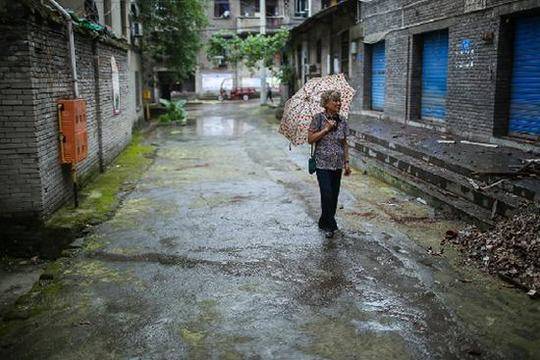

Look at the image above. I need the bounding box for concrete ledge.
[349,136,527,216]
[350,148,495,229]
[348,115,540,203]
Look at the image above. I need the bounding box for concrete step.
[349,147,495,229]
[350,128,476,177]
[349,137,528,215]
[349,128,539,204]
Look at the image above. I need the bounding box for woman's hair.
[320,90,341,108]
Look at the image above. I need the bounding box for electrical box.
[57,99,88,164]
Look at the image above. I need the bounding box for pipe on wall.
[47,0,81,207]
[47,0,80,98]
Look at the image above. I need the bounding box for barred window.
[214,0,230,18]
[295,0,308,17]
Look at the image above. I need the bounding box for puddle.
[193,116,255,137]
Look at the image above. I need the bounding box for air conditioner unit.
[350,41,358,54]
[132,22,143,37]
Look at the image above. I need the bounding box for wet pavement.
[1,101,539,359]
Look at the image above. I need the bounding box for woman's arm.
[308,117,335,144]
[308,127,330,144]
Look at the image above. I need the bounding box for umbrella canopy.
[279,73,355,146]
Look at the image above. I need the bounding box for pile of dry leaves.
[446,205,540,293]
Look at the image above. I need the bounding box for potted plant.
[159,98,188,125]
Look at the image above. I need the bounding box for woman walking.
[308,90,351,238]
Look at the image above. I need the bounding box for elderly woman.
[308,90,351,238]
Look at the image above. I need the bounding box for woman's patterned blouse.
[309,112,349,170]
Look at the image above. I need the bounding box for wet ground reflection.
[194,116,255,137]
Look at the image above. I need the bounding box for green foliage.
[206,31,244,66]
[275,64,295,85]
[159,98,187,125]
[139,0,208,81]
[207,27,290,77]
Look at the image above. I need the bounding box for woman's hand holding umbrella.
[323,119,336,131]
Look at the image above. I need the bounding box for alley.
[1,102,539,359]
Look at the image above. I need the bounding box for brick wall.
[95,43,132,165]
[0,20,42,219]
[359,0,540,141]
[384,33,408,120]
[0,6,135,221]
[446,14,500,140]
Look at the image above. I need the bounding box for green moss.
[180,328,205,346]
[179,298,248,357]
[46,132,155,233]
[4,276,65,321]
[82,234,108,252]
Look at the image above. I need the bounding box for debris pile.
[447,205,540,292]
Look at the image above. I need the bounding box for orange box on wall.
[57,99,88,164]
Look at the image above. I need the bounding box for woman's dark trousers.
[316,169,342,231]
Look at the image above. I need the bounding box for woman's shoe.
[325,230,335,239]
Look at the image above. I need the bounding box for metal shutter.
[371,41,386,111]
[421,30,449,120]
[509,16,540,136]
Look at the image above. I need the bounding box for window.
[266,0,279,16]
[296,45,302,73]
[135,71,141,108]
[121,0,127,37]
[241,0,259,17]
[316,39,322,64]
[340,31,349,77]
[214,0,230,18]
[104,0,112,27]
[85,0,99,22]
[295,0,308,17]
[322,0,346,9]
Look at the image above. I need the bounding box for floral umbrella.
[279,73,355,146]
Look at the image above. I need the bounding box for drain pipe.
[48,0,80,98]
[48,0,80,207]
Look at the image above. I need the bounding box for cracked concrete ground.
[1,101,539,359]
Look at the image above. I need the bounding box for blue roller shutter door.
[371,41,386,111]
[421,30,449,120]
[509,16,540,136]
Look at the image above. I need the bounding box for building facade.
[288,0,540,148]
[0,0,144,228]
[192,0,323,98]
[358,0,540,146]
[59,0,145,124]
[287,0,360,102]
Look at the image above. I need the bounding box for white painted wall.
[127,49,144,124]
[201,73,235,91]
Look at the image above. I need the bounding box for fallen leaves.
[447,204,540,295]
[348,211,376,219]
[426,246,444,257]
